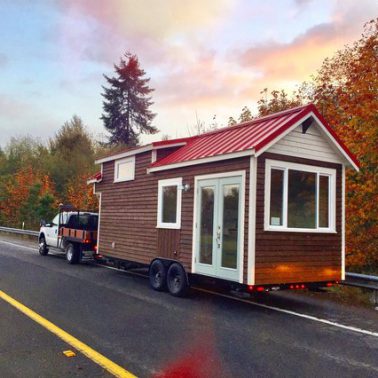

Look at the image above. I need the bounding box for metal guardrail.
[345,272,378,283]
[344,272,378,306]
[0,226,39,237]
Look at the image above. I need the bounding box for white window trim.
[157,177,182,229]
[264,159,336,233]
[114,156,135,183]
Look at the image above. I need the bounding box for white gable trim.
[256,112,359,171]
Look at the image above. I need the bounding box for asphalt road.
[0,235,377,377]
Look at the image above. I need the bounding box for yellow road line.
[0,290,136,378]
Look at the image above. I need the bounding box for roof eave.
[95,144,153,164]
[148,149,255,173]
[87,178,102,185]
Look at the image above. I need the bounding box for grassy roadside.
[327,285,374,307]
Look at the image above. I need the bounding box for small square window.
[114,156,135,182]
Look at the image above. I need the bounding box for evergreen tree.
[49,115,95,194]
[101,52,158,146]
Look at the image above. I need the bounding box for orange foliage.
[1,166,58,227]
[66,174,98,212]
[312,19,378,268]
[256,19,378,270]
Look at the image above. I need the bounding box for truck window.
[52,213,69,226]
[52,214,59,226]
[66,214,98,230]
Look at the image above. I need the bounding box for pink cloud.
[237,0,376,84]
[49,0,377,142]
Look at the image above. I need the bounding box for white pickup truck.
[38,209,99,264]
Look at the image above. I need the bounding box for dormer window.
[114,156,135,182]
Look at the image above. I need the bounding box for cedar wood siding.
[96,151,250,283]
[255,152,342,285]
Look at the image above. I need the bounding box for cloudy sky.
[0,0,377,146]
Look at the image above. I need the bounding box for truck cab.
[39,209,99,264]
[41,212,70,247]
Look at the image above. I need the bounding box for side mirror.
[40,219,46,227]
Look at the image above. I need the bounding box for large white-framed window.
[114,156,135,183]
[157,177,182,229]
[264,159,336,233]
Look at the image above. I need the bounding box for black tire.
[65,243,80,264]
[166,263,189,297]
[149,259,167,291]
[38,236,49,256]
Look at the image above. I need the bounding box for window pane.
[222,184,239,269]
[199,187,214,265]
[162,185,177,223]
[319,175,329,228]
[288,170,316,228]
[270,169,284,226]
[117,161,132,180]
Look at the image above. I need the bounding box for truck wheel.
[38,236,49,256]
[166,263,189,297]
[149,259,167,291]
[66,243,79,264]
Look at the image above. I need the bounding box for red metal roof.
[150,103,359,170]
[87,171,102,183]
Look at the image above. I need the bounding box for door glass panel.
[221,184,239,269]
[199,186,214,265]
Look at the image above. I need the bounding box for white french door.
[194,174,244,282]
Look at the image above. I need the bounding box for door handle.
[216,227,221,248]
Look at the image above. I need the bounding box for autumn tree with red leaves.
[253,19,378,270]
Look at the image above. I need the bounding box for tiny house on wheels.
[88,104,359,296]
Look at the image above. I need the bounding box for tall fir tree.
[101,53,158,146]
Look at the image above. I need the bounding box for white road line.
[0,239,37,252]
[1,238,378,338]
[193,287,378,338]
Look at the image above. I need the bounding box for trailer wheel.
[167,263,189,297]
[149,259,167,291]
[38,236,49,256]
[66,243,79,264]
